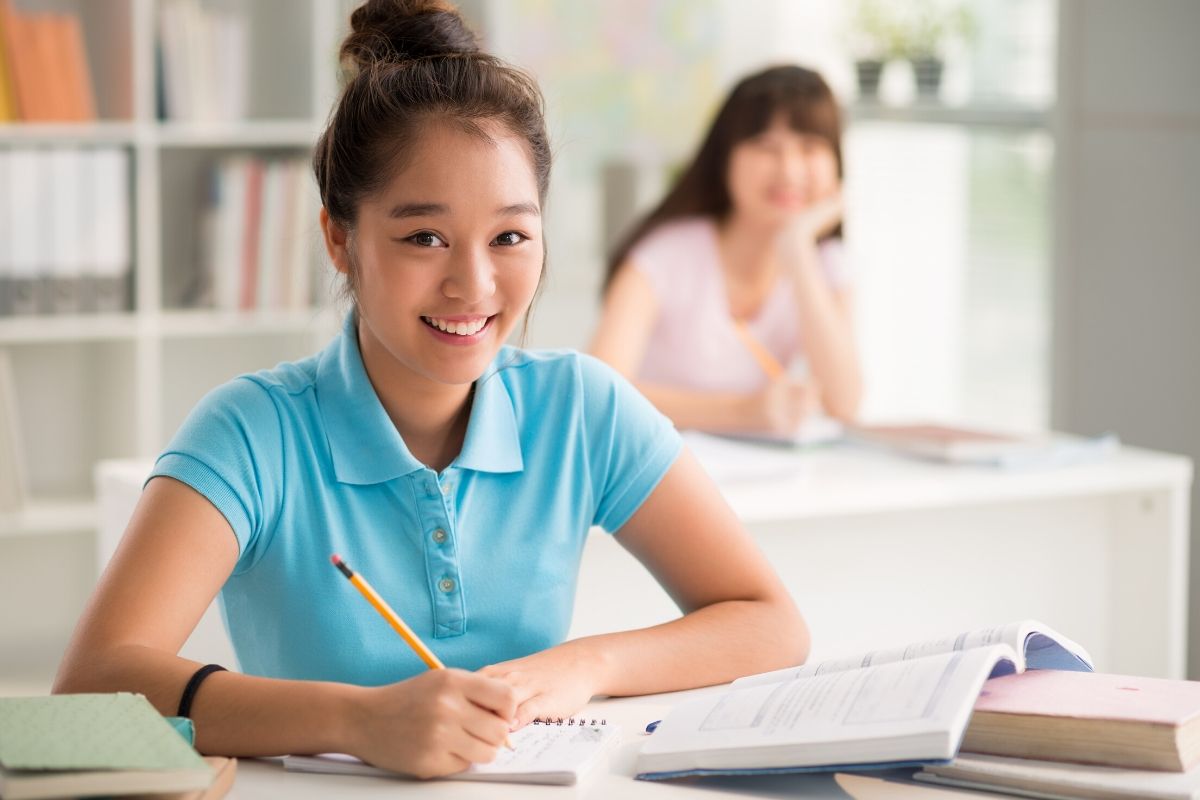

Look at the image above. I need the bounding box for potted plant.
[894,0,975,100]
[849,0,902,101]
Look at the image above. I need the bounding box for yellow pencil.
[731,319,785,379]
[330,553,514,749]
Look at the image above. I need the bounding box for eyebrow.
[388,202,540,219]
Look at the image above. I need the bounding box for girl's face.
[725,114,839,227]
[335,120,543,388]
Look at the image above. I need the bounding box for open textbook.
[284,718,618,786]
[635,620,1092,780]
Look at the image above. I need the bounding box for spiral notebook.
[283,717,619,786]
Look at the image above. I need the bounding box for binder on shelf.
[7,148,44,315]
[48,148,86,314]
[89,148,132,313]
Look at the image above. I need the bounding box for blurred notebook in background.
[917,754,1200,800]
[963,670,1200,771]
[847,423,1118,468]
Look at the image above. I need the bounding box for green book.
[0,693,212,800]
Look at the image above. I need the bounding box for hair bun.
[342,0,479,72]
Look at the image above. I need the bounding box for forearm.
[637,382,755,433]
[790,246,862,420]
[575,597,809,698]
[53,644,362,757]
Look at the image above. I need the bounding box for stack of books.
[0,1,96,123]
[916,670,1200,799]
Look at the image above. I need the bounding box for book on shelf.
[847,422,1119,468]
[961,669,1200,772]
[0,1,95,122]
[198,155,314,313]
[0,693,221,800]
[916,754,1200,800]
[635,620,1093,780]
[0,0,16,122]
[284,718,619,786]
[158,0,247,122]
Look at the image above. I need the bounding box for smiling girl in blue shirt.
[54,0,808,779]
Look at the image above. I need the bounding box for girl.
[53,0,808,780]
[590,65,862,434]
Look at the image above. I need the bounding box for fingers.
[459,670,520,722]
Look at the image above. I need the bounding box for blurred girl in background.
[591,65,862,434]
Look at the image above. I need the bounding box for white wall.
[1052,0,1200,674]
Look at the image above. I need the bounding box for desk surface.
[682,433,1192,524]
[228,688,998,800]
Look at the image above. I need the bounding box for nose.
[778,146,808,187]
[441,244,496,305]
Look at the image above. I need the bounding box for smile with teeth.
[421,315,491,336]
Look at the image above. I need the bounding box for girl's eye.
[407,231,447,247]
[492,231,526,247]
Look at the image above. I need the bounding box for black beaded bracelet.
[177,663,227,718]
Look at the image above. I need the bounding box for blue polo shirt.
[150,317,682,686]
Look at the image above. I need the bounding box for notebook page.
[284,722,618,785]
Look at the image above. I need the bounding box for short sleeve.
[818,237,852,290]
[148,377,284,572]
[577,354,683,533]
[625,220,700,302]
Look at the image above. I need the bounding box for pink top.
[628,217,850,393]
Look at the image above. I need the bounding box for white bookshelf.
[0,0,353,537]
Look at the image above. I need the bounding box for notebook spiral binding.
[532,717,608,726]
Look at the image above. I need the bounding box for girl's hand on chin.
[779,191,843,258]
[478,640,608,729]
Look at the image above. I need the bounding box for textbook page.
[636,645,1017,777]
[284,721,618,786]
[733,619,1092,689]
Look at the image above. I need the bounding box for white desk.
[225,688,994,799]
[97,436,1192,678]
[569,435,1193,679]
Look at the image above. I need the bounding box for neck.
[356,319,474,472]
[717,211,783,278]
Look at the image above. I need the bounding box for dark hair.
[313,0,551,300]
[604,64,843,291]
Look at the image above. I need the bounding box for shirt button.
[431,528,447,544]
[441,482,452,495]
[438,577,456,593]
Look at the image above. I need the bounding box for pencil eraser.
[330,554,342,566]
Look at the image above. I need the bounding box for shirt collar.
[316,315,523,484]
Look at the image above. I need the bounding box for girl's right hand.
[746,378,819,435]
[347,668,518,779]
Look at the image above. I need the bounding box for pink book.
[964,670,1200,771]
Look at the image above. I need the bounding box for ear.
[319,207,352,276]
